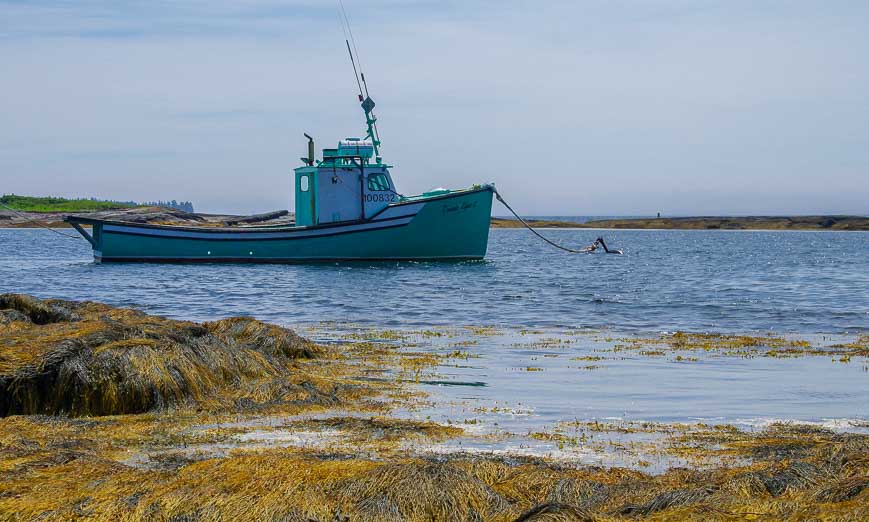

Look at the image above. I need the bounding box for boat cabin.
[293,137,398,226]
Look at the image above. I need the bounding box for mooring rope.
[0,202,84,240]
[493,189,621,254]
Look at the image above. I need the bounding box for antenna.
[336,1,382,160]
[340,1,371,100]
[345,39,364,100]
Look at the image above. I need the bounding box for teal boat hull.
[66,186,494,263]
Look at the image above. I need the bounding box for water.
[381,328,869,442]
[1,227,867,462]
[1,228,867,334]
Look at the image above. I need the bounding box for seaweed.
[0,295,321,416]
[1,413,868,520]
[1,297,867,520]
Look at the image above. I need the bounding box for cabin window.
[300,175,309,192]
[367,173,391,191]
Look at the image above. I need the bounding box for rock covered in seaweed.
[0,294,320,416]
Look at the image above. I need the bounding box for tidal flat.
[1,295,867,520]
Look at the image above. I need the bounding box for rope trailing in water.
[0,202,84,240]
[493,189,622,254]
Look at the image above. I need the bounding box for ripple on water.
[0,228,867,332]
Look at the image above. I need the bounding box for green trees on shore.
[0,194,194,213]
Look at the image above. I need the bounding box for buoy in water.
[593,237,623,255]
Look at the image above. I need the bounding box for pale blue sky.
[1,1,867,215]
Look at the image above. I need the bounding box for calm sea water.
[1,227,866,334]
[1,227,867,455]
[385,327,869,468]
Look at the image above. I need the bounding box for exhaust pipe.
[303,133,315,166]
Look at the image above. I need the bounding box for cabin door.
[316,167,362,223]
[295,171,317,226]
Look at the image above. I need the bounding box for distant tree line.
[49,196,195,212]
[140,200,195,212]
[0,194,194,213]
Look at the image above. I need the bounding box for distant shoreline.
[490,215,869,231]
[2,211,867,231]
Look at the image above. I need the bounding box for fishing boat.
[66,53,494,263]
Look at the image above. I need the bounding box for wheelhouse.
[293,137,397,226]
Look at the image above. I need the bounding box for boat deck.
[63,207,297,229]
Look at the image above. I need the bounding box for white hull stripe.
[372,202,425,220]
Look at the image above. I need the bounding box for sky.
[1,0,867,216]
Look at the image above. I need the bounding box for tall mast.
[338,1,381,163]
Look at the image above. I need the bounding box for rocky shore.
[491,215,869,230]
[0,207,295,229]
[4,208,867,231]
[1,295,867,520]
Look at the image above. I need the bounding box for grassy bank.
[1,295,867,520]
[0,194,136,213]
